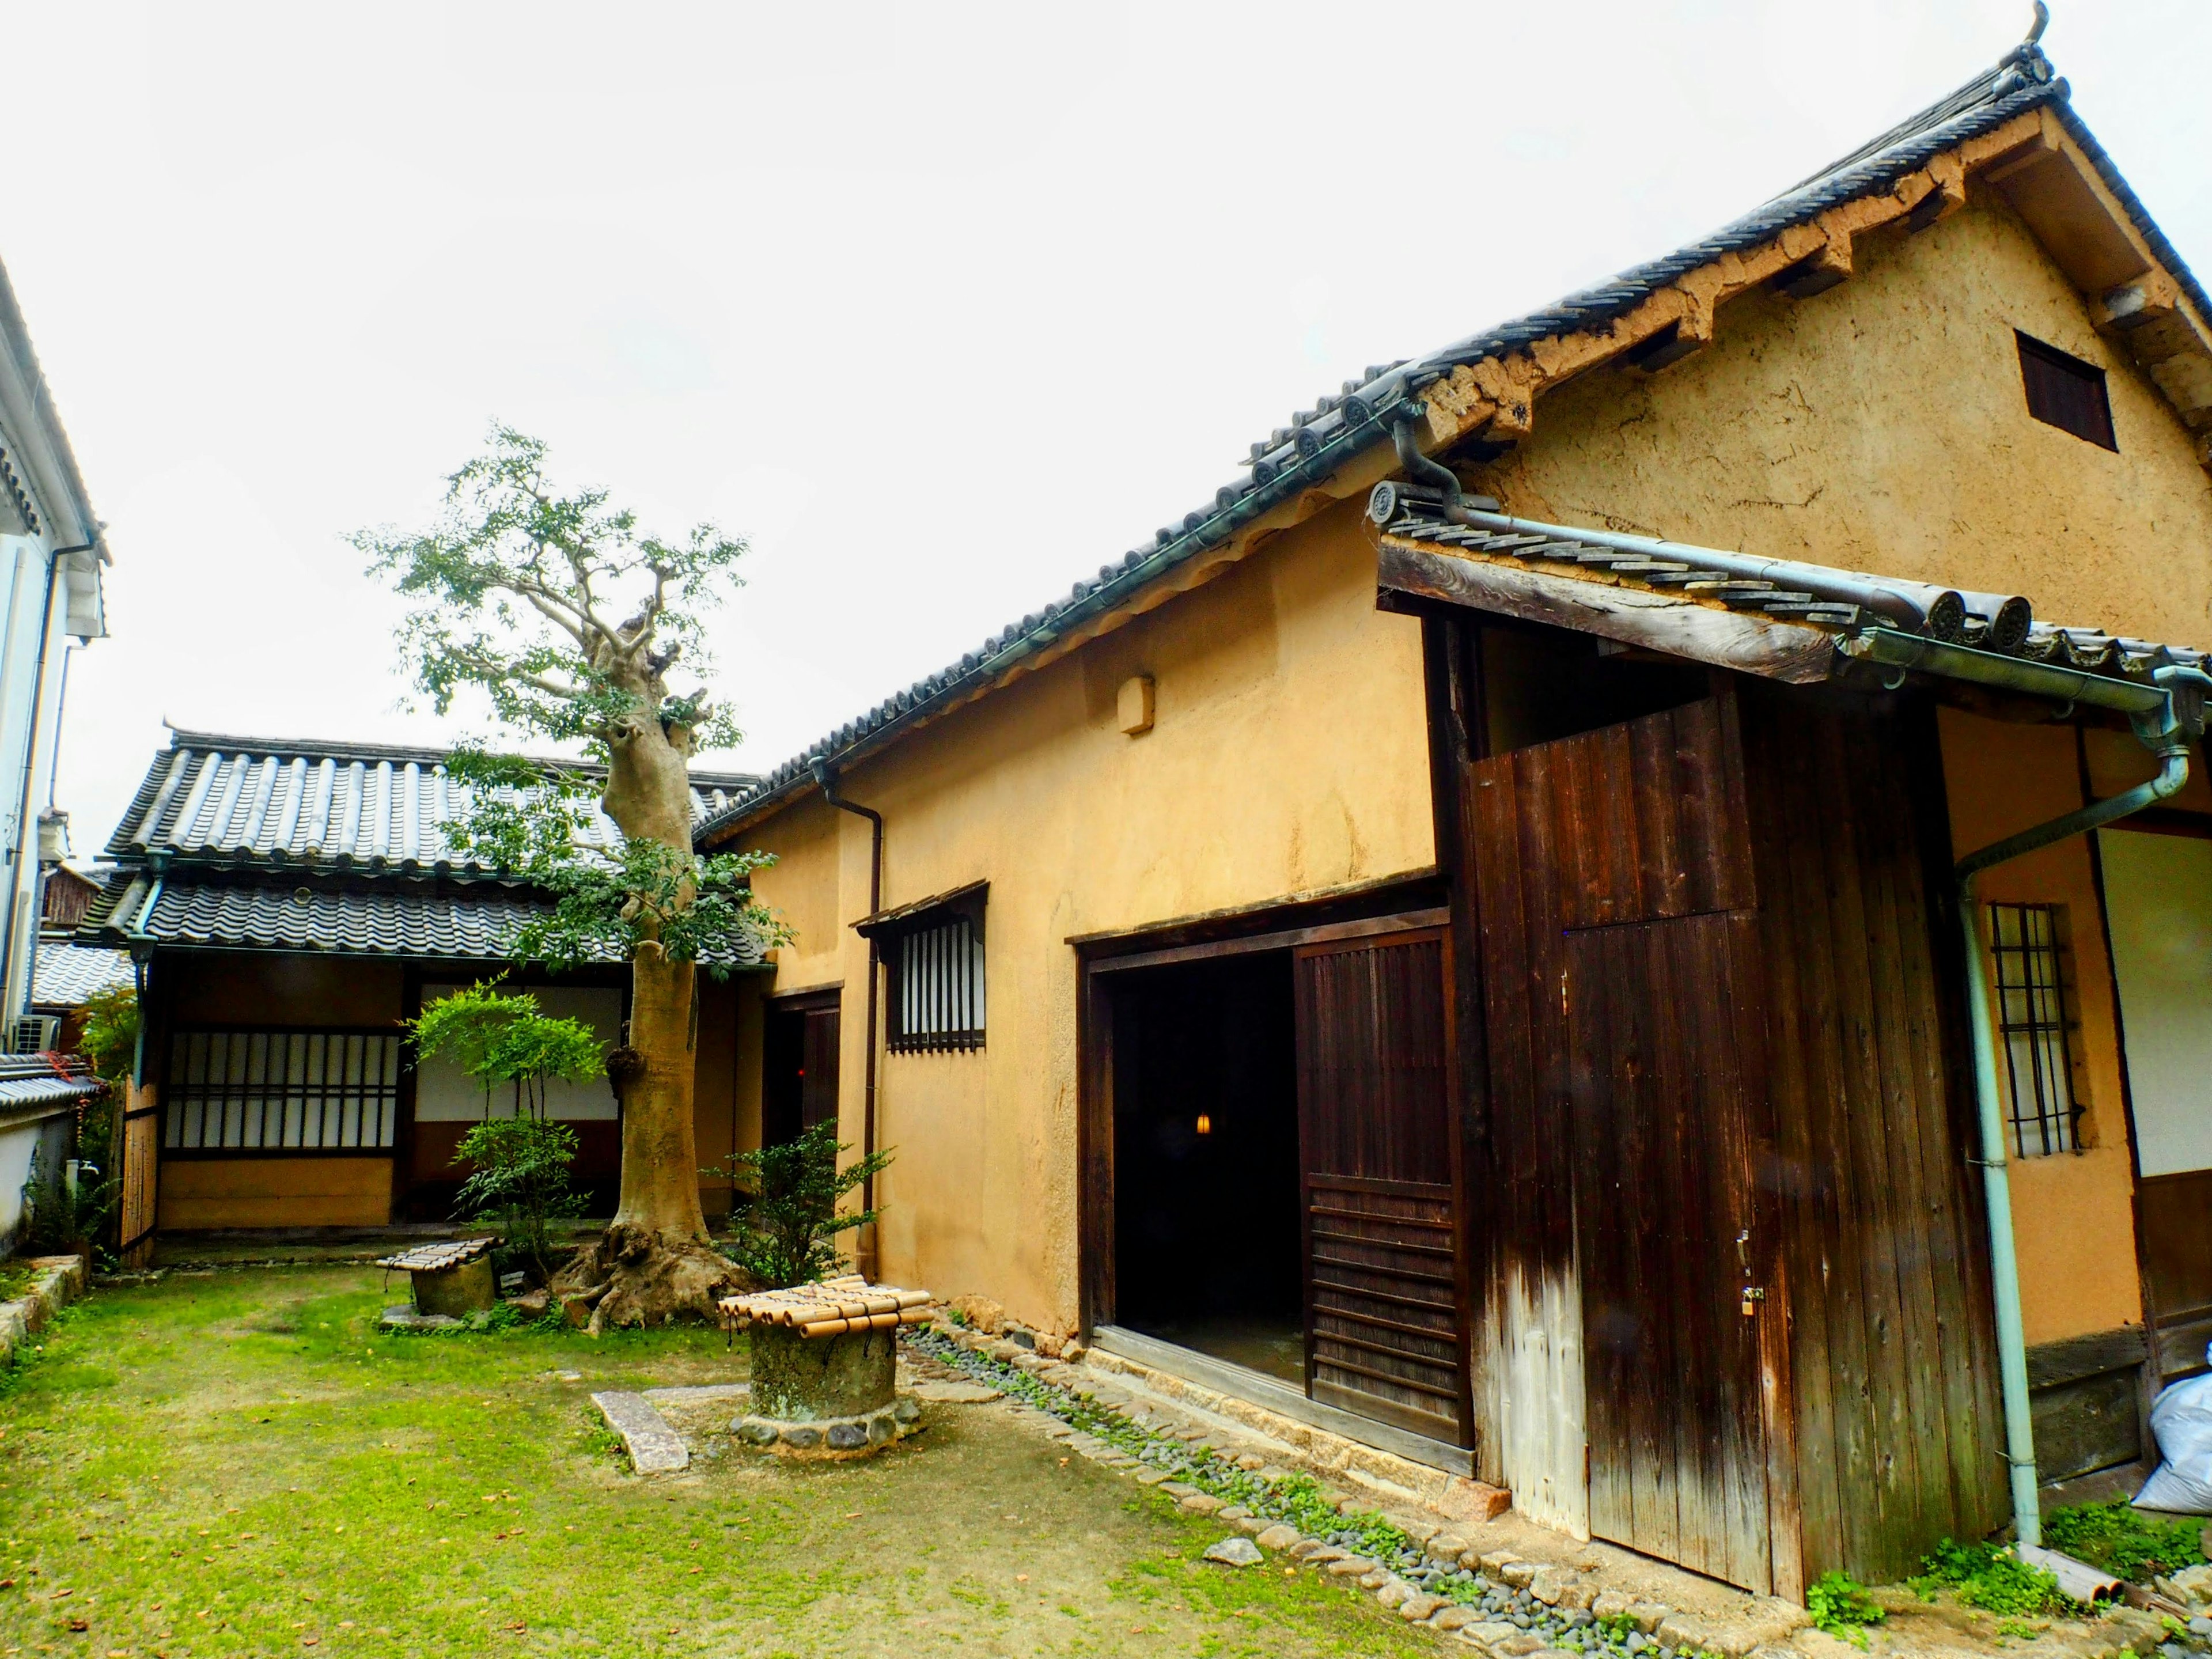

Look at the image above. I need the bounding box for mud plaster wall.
[738,497,1435,1331]
[1476,195,2212,655]
[1933,711,2212,1347]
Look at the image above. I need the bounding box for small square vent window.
[2016,331,2116,450]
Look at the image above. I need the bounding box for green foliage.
[352,427,747,748]
[1807,1571,1886,1647]
[408,982,606,1118]
[452,1116,586,1284]
[1914,1538,2078,1618]
[2044,1498,2206,1584]
[17,1149,115,1259]
[439,752,787,975]
[78,983,139,1084]
[716,1120,895,1288]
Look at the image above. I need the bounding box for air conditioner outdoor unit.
[10,1016,60,1054]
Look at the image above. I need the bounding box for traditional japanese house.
[79,730,761,1255]
[694,29,2212,1592]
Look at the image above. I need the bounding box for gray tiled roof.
[79,874,765,968]
[111,729,755,874]
[30,942,133,1009]
[1368,484,2210,679]
[696,35,2206,846]
[85,731,768,966]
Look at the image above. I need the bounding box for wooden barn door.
[1464,690,1788,1593]
[1293,928,1471,1445]
[1568,911,1771,1592]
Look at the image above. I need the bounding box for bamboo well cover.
[718,1274,937,1339]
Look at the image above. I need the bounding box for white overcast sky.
[5,0,2208,855]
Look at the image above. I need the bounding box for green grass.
[1912,1538,2077,1618]
[2044,1499,2206,1584]
[0,1266,1442,1657]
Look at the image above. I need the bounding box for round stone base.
[732,1393,924,1460]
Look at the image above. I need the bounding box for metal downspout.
[1946,661,2210,1547]
[812,761,884,1275]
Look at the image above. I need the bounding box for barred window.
[165,1028,400,1152]
[1987,904,2082,1157]
[889,912,986,1053]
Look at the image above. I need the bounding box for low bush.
[1914,1538,2077,1618]
[1808,1571,1886,1647]
[2044,1499,2205,1584]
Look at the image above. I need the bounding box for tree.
[408,986,604,1285]
[407,982,607,1122]
[357,429,789,1324]
[717,1121,894,1289]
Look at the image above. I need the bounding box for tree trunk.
[615,941,706,1238]
[551,700,742,1324]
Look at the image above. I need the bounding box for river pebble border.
[910,1325,1721,1656]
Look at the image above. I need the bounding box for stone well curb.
[0,1255,86,1365]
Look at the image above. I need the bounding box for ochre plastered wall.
[1482,196,2212,654]
[738,497,1435,1331]
[1937,710,2157,1347]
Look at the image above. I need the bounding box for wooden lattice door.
[1292,929,1470,1445]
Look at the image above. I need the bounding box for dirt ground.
[0,1264,1449,1657]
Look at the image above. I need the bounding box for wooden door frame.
[1073,878,1450,1340]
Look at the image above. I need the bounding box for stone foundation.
[731,1394,923,1460]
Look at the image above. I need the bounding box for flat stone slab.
[380,1305,463,1331]
[591,1390,688,1475]
[641,1383,751,1406]
[909,1380,1000,1404]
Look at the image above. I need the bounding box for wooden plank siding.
[1734,683,2006,1585]
[1423,609,2005,1592]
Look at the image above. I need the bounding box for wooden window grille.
[887,912,986,1054]
[164,1028,400,1153]
[1987,904,2082,1157]
[2016,332,2117,450]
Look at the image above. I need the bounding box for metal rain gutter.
[1874,631,2211,1548]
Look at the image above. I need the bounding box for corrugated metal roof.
[108,730,755,874]
[30,942,132,1008]
[696,35,2208,846]
[0,1054,101,1110]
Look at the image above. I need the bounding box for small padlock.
[1740,1286,1766,1318]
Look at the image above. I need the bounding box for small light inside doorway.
[1195,1113,1212,1136]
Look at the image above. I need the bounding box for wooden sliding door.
[1293,927,1471,1445]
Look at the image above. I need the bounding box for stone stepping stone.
[910,1380,1001,1404]
[592,1391,688,1475]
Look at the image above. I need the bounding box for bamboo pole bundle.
[717,1278,935,1337]
[800,1306,935,1339]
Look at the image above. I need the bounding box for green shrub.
[2044,1499,2205,1584]
[1808,1571,1886,1647]
[1914,1538,2077,1618]
[452,1116,586,1283]
[715,1119,893,1288]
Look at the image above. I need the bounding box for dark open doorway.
[1109,952,1303,1384]
[762,993,840,1147]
